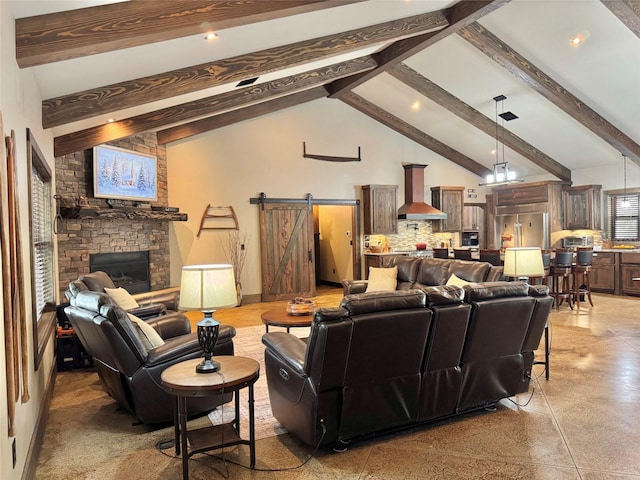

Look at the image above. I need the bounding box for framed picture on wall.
[93,144,157,202]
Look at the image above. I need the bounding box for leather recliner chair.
[64,290,236,424]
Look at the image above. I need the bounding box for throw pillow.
[105,287,140,311]
[366,266,398,292]
[446,273,469,287]
[128,314,165,351]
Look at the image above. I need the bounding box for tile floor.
[38,290,640,479]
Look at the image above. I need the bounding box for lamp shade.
[503,247,544,278]
[179,264,237,311]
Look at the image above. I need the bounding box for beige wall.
[1,3,57,479]
[167,99,487,295]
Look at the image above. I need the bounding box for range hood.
[397,164,447,220]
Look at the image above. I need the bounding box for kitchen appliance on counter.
[461,231,479,247]
[562,235,594,248]
[496,212,549,249]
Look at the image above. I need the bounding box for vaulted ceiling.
[9,0,640,184]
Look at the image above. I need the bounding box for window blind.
[608,192,640,241]
[31,163,55,317]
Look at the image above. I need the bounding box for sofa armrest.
[262,332,307,375]
[132,288,180,311]
[145,333,201,367]
[128,303,167,320]
[342,279,367,295]
[146,312,191,339]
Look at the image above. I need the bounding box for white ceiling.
[7,0,640,181]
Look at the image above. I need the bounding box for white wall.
[167,98,487,295]
[1,3,57,479]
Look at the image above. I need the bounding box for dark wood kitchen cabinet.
[621,252,640,296]
[590,252,615,292]
[563,185,602,230]
[431,186,464,232]
[362,185,397,234]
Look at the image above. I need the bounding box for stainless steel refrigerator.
[496,213,549,250]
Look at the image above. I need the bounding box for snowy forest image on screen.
[93,145,157,201]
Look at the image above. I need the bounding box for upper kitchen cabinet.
[362,185,398,234]
[431,186,464,232]
[563,185,602,230]
[463,204,484,231]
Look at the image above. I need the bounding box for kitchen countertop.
[595,248,640,253]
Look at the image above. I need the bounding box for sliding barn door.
[259,202,315,302]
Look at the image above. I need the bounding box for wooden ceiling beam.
[340,91,491,178]
[42,10,449,129]
[459,22,640,167]
[389,63,571,182]
[601,0,640,38]
[54,56,376,157]
[16,0,358,68]
[326,0,509,97]
[157,86,327,144]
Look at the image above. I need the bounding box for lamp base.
[195,358,220,374]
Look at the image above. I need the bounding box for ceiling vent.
[397,164,447,220]
[236,77,258,87]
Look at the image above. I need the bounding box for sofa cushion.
[463,281,528,303]
[446,273,469,287]
[415,258,452,286]
[381,255,420,290]
[105,287,140,311]
[448,260,491,283]
[366,266,398,292]
[128,313,165,351]
[80,271,116,291]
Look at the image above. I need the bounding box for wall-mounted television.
[93,144,157,202]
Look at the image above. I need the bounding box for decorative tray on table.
[287,297,315,316]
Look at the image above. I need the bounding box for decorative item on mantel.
[287,297,315,316]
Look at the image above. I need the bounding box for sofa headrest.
[341,289,426,316]
[66,280,89,301]
[419,285,465,306]
[463,281,529,303]
[314,307,348,323]
[79,271,115,292]
[528,284,550,297]
[73,290,116,312]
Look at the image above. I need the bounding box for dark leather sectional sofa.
[342,255,505,295]
[262,281,552,449]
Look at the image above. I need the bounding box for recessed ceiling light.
[570,31,589,47]
[204,32,218,41]
[411,101,421,111]
[106,118,116,123]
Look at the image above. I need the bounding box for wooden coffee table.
[261,309,313,333]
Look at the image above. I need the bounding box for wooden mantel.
[60,207,187,221]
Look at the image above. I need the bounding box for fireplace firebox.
[89,251,150,294]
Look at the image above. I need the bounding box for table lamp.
[179,264,237,373]
[503,247,544,283]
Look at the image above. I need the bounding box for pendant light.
[479,95,524,187]
[621,154,631,208]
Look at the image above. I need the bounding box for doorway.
[314,204,358,286]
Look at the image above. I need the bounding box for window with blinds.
[31,157,55,319]
[608,192,640,241]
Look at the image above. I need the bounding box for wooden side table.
[261,309,313,333]
[161,356,260,480]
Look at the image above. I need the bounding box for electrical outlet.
[12,438,16,468]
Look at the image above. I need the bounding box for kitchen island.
[591,249,640,296]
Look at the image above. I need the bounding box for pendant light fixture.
[621,153,631,208]
[479,95,524,187]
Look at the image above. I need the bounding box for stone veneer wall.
[55,133,171,301]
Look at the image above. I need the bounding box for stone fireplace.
[55,133,173,301]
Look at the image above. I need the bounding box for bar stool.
[479,249,501,266]
[432,248,450,259]
[453,249,472,260]
[570,247,594,309]
[549,249,574,310]
[530,250,552,286]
